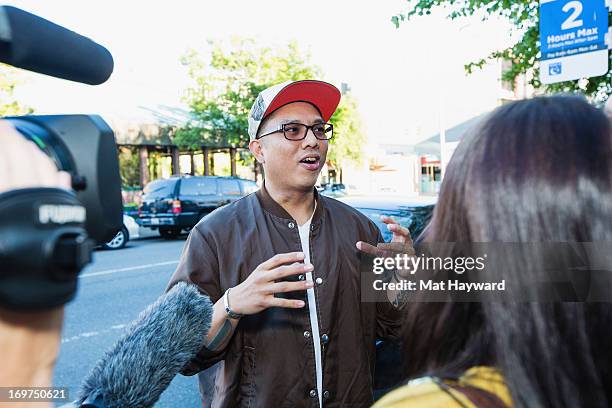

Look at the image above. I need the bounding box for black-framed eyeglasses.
[257,122,334,141]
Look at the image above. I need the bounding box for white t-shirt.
[297,203,323,407]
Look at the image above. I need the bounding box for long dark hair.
[402,95,612,407]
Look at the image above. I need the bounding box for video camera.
[0,6,122,310]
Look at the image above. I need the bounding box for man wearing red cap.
[167,80,410,407]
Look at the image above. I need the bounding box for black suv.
[138,176,258,238]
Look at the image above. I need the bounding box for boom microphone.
[0,6,113,85]
[76,282,213,408]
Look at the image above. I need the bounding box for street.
[52,230,201,407]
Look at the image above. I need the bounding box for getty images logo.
[39,204,86,224]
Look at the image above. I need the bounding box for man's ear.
[249,139,265,164]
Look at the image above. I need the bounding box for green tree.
[0,64,33,116]
[177,38,365,169]
[329,94,366,169]
[176,38,322,150]
[392,1,611,103]
[118,147,141,187]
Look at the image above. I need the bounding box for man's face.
[249,102,329,192]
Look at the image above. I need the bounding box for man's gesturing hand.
[228,252,314,315]
[356,215,416,279]
[356,215,414,255]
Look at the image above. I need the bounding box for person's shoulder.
[322,195,369,221]
[193,193,258,236]
[321,195,380,235]
[374,367,511,408]
[373,377,465,408]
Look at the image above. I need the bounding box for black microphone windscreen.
[0,6,113,85]
[77,282,213,408]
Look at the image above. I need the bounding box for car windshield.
[143,179,177,199]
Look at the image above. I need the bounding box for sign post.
[539,0,609,84]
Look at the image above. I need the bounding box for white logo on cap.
[252,94,266,121]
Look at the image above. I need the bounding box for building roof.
[105,105,192,146]
[414,113,489,156]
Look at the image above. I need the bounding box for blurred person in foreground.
[374,95,612,408]
[0,120,71,407]
[167,80,411,407]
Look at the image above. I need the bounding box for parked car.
[138,176,259,239]
[103,214,140,250]
[336,195,436,242]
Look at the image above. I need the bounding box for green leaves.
[177,38,322,149]
[0,63,33,116]
[328,94,366,168]
[118,147,141,187]
[176,38,365,168]
[391,15,405,28]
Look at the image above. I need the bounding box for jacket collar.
[256,182,324,225]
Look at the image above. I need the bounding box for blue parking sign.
[540,0,608,59]
[539,0,609,84]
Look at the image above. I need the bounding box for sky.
[6,0,516,145]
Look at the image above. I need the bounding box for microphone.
[76,282,213,408]
[0,6,114,85]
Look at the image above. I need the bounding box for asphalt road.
[52,229,202,407]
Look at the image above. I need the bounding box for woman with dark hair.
[374,95,612,408]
